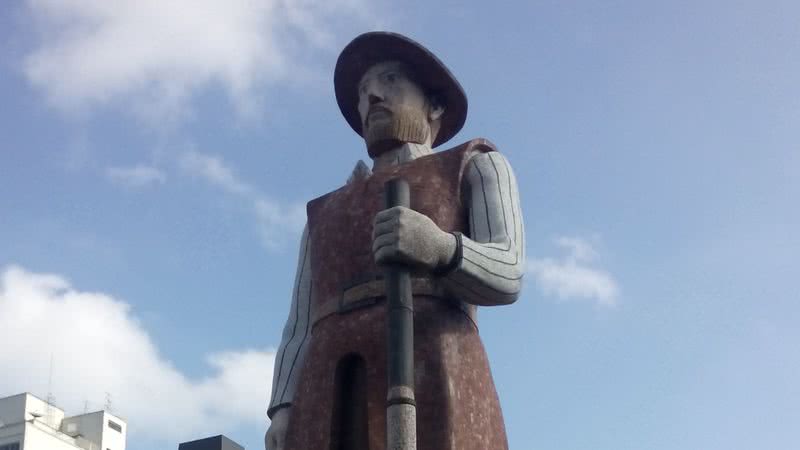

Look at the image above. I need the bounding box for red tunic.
[284,139,508,450]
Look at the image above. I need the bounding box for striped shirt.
[268,149,525,416]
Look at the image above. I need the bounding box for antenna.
[46,353,55,427]
[104,392,113,413]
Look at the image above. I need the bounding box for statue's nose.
[368,93,383,105]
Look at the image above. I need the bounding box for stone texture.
[282,140,509,450]
[387,404,417,450]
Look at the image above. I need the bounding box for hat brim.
[334,32,467,148]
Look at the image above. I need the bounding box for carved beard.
[363,105,430,158]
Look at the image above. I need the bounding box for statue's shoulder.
[437,138,500,166]
[432,138,501,178]
[440,137,499,155]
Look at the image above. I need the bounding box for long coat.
[283,140,509,450]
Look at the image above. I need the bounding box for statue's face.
[357,61,426,130]
[356,61,444,156]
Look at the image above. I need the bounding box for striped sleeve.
[267,224,313,418]
[441,152,526,306]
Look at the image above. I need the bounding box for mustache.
[366,104,393,125]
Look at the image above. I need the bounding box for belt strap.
[311,278,473,327]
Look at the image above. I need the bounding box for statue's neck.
[371,142,433,171]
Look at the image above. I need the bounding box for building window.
[0,443,20,450]
[108,420,122,433]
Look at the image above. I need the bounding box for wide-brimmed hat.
[334,32,468,148]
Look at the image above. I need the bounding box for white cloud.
[254,198,306,248]
[179,151,252,195]
[0,265,276,443]
[552,236,598,262]
[527,236,619,306]
[22,0,378,122]
[179,151,304,247]
[105,164,166,188]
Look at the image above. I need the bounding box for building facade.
[0,393,126,450]
[178,435,243,450]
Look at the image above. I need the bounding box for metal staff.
[384,177,417,450]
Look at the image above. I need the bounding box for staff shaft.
[384,178,416,450]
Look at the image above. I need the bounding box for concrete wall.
[0,422,24,449]
[23,395,65,431]
[60,411,126,450]
[1,393,70,450]
[100,412,126,450]
[0,394,28,426]
[22,422,79,450]
[59,412,102,447]
[0,394,126,450]
[179,435,244,450]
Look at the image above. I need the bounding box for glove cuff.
[267,402,291,419]
[433,232,463,275]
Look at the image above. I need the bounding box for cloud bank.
[0,265,275,442]
[22,0,377,122]
[527,236,619,306]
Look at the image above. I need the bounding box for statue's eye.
[384,72,397,83]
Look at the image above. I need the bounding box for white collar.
[347,142,434,184]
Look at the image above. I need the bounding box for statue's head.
[355,61,445,156]
[334,32,468,157]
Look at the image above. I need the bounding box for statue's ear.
[428,94,445,122]
[429,103,445,122]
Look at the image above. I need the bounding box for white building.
[0,393,126,450]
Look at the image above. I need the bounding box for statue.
[265,32,525,450]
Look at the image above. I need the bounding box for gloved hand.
[372,206,457,271]
[264,407,290,450]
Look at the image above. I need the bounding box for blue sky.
[1,1,798,449]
